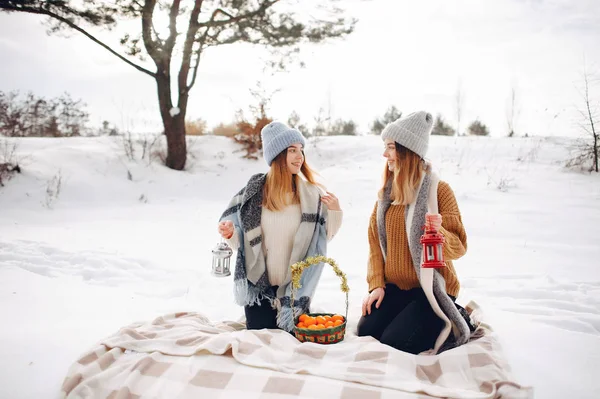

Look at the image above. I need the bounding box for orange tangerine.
[333,319,343,326]
[298,314,309,322]
[331,315,344,322]
[315,316,327,325]
[308,324,318,330]
[315,324,326,330]
[325,321,334,328]
[296,322,306,328]
[303,317,317,326]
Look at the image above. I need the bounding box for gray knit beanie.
[381,111,433,159]
[261,121,306,166]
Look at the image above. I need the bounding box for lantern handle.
[290,256,349,324]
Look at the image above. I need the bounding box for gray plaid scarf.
[219,173,328,332]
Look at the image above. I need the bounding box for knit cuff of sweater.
[368,276,386,293]
[438,225,466,260]
[326,209,343,240]
[225,229,240,250]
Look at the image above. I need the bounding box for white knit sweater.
[226,206,343,286]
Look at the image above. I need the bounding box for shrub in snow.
[467,120,490,136]
[235,116,271,160]
[0,163,20,187]
[370,106,402,135]
[0,90,90,137]
[432,114,456,136]
[566,139,599,173]
[185,119,207,136]
[234,96,273,160]
[212,123,239,137]
[328,119,358,136]
[0,138,21,186]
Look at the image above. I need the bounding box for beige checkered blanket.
[60,302,532,399]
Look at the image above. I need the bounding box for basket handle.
[290,255,349,323]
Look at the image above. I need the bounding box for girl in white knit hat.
[217,121,343,332]
[358,111,474,354]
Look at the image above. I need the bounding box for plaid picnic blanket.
[60,302,532,399]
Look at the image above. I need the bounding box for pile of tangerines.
[296,314,345,330]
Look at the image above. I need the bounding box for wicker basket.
[290,256,349,345]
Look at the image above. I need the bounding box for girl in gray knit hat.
[217,121,343,332]
[358,111,474,354]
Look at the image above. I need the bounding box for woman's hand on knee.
[362,287,385,316]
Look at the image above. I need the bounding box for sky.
[0,0,599,137]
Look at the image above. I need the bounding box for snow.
[0,135,599,398]
[169,107,180,117]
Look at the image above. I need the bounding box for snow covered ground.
[0,134,599,398]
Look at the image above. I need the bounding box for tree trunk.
[165,116,186,170]
[594,133,598,172]
[155,70,187,170]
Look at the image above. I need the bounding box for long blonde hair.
[379,143,429,205]
[263,150,322,211]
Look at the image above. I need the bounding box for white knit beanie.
[381,111,433,159]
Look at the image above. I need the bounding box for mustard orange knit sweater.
[367,181,467,297]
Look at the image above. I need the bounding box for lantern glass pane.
[427,245,434,261]
[437,244,443,259]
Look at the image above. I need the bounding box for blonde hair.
[263,149,322,211]
[379,143,429,205]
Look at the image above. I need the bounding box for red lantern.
[420,217,446,269]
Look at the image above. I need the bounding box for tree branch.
[576,121,593,135]
[583,69,598,141]
[187,7,223,91]
[164,0,181,53]
[198,0,278,28]
[151,21,163,45]
[141,0,163,66]
[186,47,204,91]
[0,4,155,78]
[213,8,234,19]
[177,0,203,106]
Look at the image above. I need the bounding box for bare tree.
[0,0,356,170]
[312,107,329,137]
[506,81,519,137]
[0,90,89,137]
[569,64,599,172]
[287,111,309,137]
[234,82,275,159]
[0,91,24,137]
[455,81,464,137]
[58,93,89,136]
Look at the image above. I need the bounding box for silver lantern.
[211,241,233,277]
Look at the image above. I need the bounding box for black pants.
[357,284,454,354]
[244,286,279,330]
